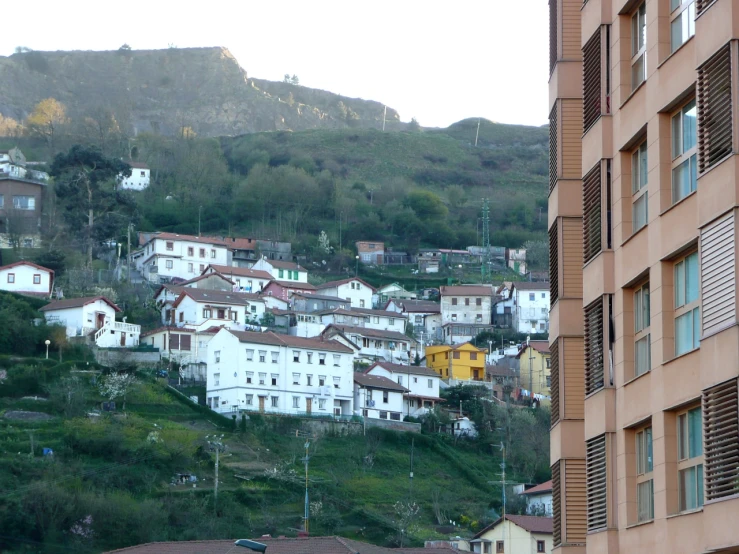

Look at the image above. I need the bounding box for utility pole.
[528,335,533,399]
[409,438,415,500]
[207,435,226,515]
[474,118,481,147]
[127,222,132,283]
[481,199,491,282]
[382,105,387,132]
[303,440,311,533]
[198,206,202,237]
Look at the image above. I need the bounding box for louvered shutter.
[552,460,561,546]
[550,339,560,425]
[550,0,558,74]
[583,163,602,264]
[583,29,602,133]
[550,223,559,304]
[703,379,739,501]
[550,104,558,193]
[701,212,736,336]
[585,298,604,395]
[697,44,733,173]
[565,459,587,543]
[586,435,607,531]
[696,0,715,16]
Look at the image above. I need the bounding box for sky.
[1,1,549,129]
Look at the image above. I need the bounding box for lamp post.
[44,340,50,360]
[355,255,360,277]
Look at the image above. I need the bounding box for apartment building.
[549,1,739,553]
[135,233,229,282]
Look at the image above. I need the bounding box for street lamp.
[44,340,51,360]
[355,255,360,277]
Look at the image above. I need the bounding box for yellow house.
[516,341,551,396]
[425,342,487,381]
[470,514,553,554]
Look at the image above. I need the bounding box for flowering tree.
[392,500,420,547]
[318,230,331,255]
[98,372,137,411]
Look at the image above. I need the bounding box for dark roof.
[141,326,221,338]
[354,372,409,392]
[267,280,317,291]
[473,515,553,539]
[291,292,347,303]
[350,307,407,318]
[206,264,272,281]
[104,536,463,553]
[315,277,377,292]
[228,330,354,353]
[171,289,260,308]
[324,324,413,342]
[486,365,517,379]
[178,272,234,287]
[0,174,47,186]
[440,285,494,296]
[512,281,550,291]
[519,479,553,495]
[40,296,121,312]
[392,299,440,313]
[369,361,438,377]
[515,341,551,358]
[139,232,228,247]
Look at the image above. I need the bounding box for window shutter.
[583,29,602,133]
[180,334,191,351]
[697,44,733,173]
[585,298,605,395]
[586,435,607,531]
[565,459,587,543]
[552,460,561,546]
[550,224,559,304]
[696,0,716,16]
[701,212,735,336]
[703,379,739,501]
[549,0,558,74]
[551,339,560,425]
[549,104,558,193]
[583,162,602,264]
[170,333,180,350]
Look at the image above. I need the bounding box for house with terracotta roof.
[169,289,265,332]
[440,285,494,333]
[118,160,150,190]
[202,264,272,292]
[134,232,229,283]
[321,324,416,364]
[205,328,356,416]
[141,326,222,381]
[40,296,140,348]
[515,480,553,516]
[469,514,553,554]
[385,299,442,342]
[366,361,442,417]
[511,281,550,334]
[425,342,488,382]
[0,261,53,297]
[261,279,316,303]
[515,340,551,397]
[252,257,308,283]
[315,277,375,308]
[354,371,408,421]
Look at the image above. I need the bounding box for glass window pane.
[673,159,692,204]
[632,54,645,90]
[697,464,704,507]
[688,3,696,38]
[683,101,697,152]
[670,0,680,12]
[632,12,640,54]
[636,432,644,474]
[635,289,643,331]
[635,335,651,376]
[688,407,702,457]
[689,154,697,193]
[671,17,684,53]
[675,261,685,308]
[678,413,688,460]
[639,5,647,50]
[680,466,697,511]
[643,285,650,327]
[672,114,682,158]
[640,142,648,188]
[633,193,648,232]
[632,150,640,194]
[646,428,653,472]
[676,311,693,356]
[692,307,701,350]
[685,253,699,304]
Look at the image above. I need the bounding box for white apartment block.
[315,277,375,308]
[439,285,494,326]
[366,361,442,418]
[353,372,407,421]
[512,282,550,334]
[206,329,356,416]
[135,232,229,282]
[142,326,219,381]
[322,324,416,364]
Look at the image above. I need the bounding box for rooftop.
[0,260,54,274]
[205,264,272,281]
[139,232,228,247]
[228,330,354,353]
[473,515,553,538]
[40,296,121,312]
[368,361,438,377]
[512,281,550,291]
[440,285,494,296]
[516,341,551,358]
[172,289,260,308]
[324,324,413,342]
[354,372,409,392]
[519,479,553,495]
[315,277,377,291]
[389,299,441,313]
[266,259,304,271]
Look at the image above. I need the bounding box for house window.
[634,282,651,377]
[179,312,184,322]
[292,396,300,408]
[464,298,470,306]
[271,352,279,364]
[470,353,477,361]
[166,241,173,251]
[293,351,300,363]
[390,413,400,421]
[636,426,654,522]
[529,293,535,301]
[428,379,433,388]
[632,140,648,233]
[33,274,41,284]
[333,376,340,389]
[188,247,194,256]
[293,373,300,385]
[307,353,313,364]
[271,374,278,386]
[250,305,257,313]
[210,249,216,258]
[398,376,403,386]
[674,252,700,356]
[213,373,220,386]
[379,411,388,419]
[333,354,340,367]
[246,372,253,384]
[476,298,482,306]
[259,373,266,385]
[203,308,212,318]
[246,349,254,361]
[672,99,697,204]
[165,260,173,269]
[199,264,204,272]
[452,298,458,305]
[319,354,326,365]
[677,406,704,511]
[496,541,504,553]
[537,540,545,553]
[362,338,370,348]
[279,269,284,279]
[360,300,365,307]
[373,316,380,324]
[452,351,460,359]
[670,0,695,53]
[259,351,266,363]
[7,273,15,283]
[214,351,221,363]
[389,318,395,325]
[383,391,389,403]
[631,3,647,91]
[307,375,313,386]
[245,394,253,406]
[188,263,194,273]
[318,398,326,410]
[271,396,278,408]
[319,376,326,386]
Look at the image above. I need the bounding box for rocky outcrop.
[0,47,400,137]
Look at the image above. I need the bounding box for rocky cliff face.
[0,47,400,137]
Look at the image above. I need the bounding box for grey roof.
[354,372,408,392]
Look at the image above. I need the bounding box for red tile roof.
[267,259,304,271]
[0,260,54,275]
[139,232,228,247]
[473,515,553,538]
[228,330,354,353]
[369,361,438,377]
[519,479,553,495]
[171,289,259,308]
[267,280,317,291]
[440,285,494,296]
[515,341,551,358]
[40,296,121,312]
[206,264,272,281]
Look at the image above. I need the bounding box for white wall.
[515,288,550,334]
[206,330,354,416]
[138,237,229,281]
[173,296,263,331]
[43,300,117,338]
[342,330,413,363]
[318,281,373,308]
[441,295,492,325]
[368,365,440,417]
[290,313,326,338]
[118,168,150,191]
[354,384,405,419]
[0,264,51,295]
[252,259,308,283]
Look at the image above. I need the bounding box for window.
[165,260,173,269]
[271,352,279,364]
[307,353,313,364]
[259,351,266,363]
[259,373,266,385]
[199,264,204,272]
[671,0,695,53]
[7,273,14,283]
[470,353,478,361]
[246,394,253,405]
[166,241,173,251]
[389,318,395,325]
[390,413,401,421]
[214,351,221,363]
[428,379,433,388]
[631,3,647,90]
[632,141,648,232]
[452,351,460,359]
[292,396,300,408]
[307,375,313,386]
[379,411,388,419]
[634,283,651,377]
[678,406,704,511]
[373,316,380,324]
[452,298,458,306]
[213,373,220,386]
[529,293,535,301]
[333,376,340,389]
[476,314,482,322]
[318,398,326,410]
[246,349,254,361]
[33,274,41,284]
[187,247,194,256]
[537,541,545,553]
[319,354,326,365]
[672,99,697,204]
[383,391,389,403]
[496,541,504,553]
[476,297,482,306]
[0,195,3,208]
[199,248,205,258]
[188,263,194,273]
[293,351,300,363]
[278,269,284,279]
[210,249,216,258]
[464,298,470,306]
[293,373,300,385]
[333,354,340,366]
[179,312,184,323]
[271,374,278,386]
[636,426,654,522]
[203,308,212,318]
[271,396,278,408]
[398,376,403,385]
[451,314,457,322]
[319,376,326,386]
[246,372,253,384]
[674,252,700,356]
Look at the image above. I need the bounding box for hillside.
[0,47,400,136]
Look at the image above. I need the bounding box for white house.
[205,329,356,416]
[353,372,407,421]
[170,289,265,331]
[0,148,49,181]
[321,324,416,364]
[515,480,553,516]
[315,277,375,308]
[385,299,442,343]
[0,261,54,297]
[118,161,151,191]
[452,416,477,438]
[39,296,140,348]
[440,285,494,326]
[251,258,308,283]
[142,326,220,382]
[203,264,273,293]
[470,515,553,554]
[135,232,229,282]
[374,283,416,306]
[512,282,550,334]
[366,361,442,417]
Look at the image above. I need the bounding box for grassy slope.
[0,358,502,552]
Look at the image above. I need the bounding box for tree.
[408,117,421,132]
[119,44,132,51]
[405,190,448,221]
[522,239,549,271]
[98,372,137,411]
[27,98,68,149]
[50,145,135,267]
[318,230,331,255]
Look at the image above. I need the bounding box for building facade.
[315,277,375,308]
[516,341,552,397]
[365,361,442,417]
[549,1,739,554]
[425,343,487,382]
[0,175,46,247]
[0,261,53,296]
[118,161,150,190]
[512,282,550,334]
[439,285,494,326]
[470,515,552,554]
[135,233,229,282]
